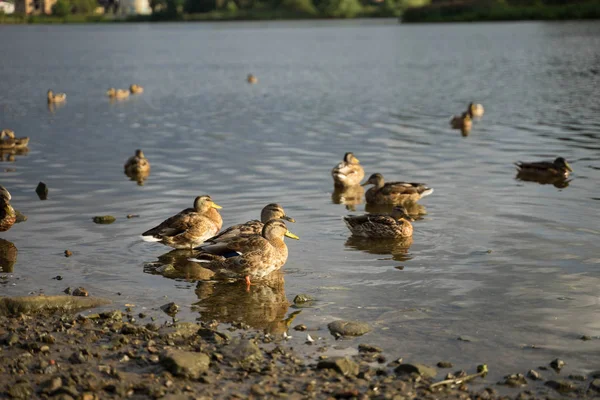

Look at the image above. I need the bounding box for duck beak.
[283,215,296,223]
[355,158,360,163]
[360,180,371,187]
[285,231,300,240]
[211,202,222,209]
[565,162,573,172]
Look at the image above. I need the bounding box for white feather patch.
[187,258,210,263]
[141,235,162,242]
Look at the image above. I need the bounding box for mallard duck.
[450,112,472,131]
[344,205,413,238]
[247,74,258,84]
[189,219,299,287]
[468,102,484,118]
[107,88,130,99]
[0,186,16,232]
[206,203,295,244]
[362,173,433,205]
[0,131,15,151]
[124,149,150,175]
[141,195,223,249]
[47,90,66,104]
[1,129,29,149]
[129,84,144,94]
[332,152,365,188]
[515,157,572,178]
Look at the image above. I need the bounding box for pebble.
[580,335,592,341]
[327,320,372,337]
[35,182,48,200]
[358,343,383,353]
[550,358,565,371]
[73,287,89,297]
[527,369,542,380]
[316,357,359,376]
[501,373,527,387]
[545,380,577,393]
[293,294,314,304]
[395,363,437,379]
[160,349,210,379]
[293,324,307,331]
[437,361,453,368]
[590,379,600,392]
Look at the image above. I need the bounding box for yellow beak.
[211,202,222,209]
[360,181,370,187]
[355,158,360,163]
[565,162,573,172]
[285,231,300,240]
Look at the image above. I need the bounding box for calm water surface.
[1,20,599,384]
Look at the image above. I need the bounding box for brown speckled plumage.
[362,173,433,205]
[344,206,414,238]
[0,186,16,232]
[332,152,365,188]
[141,195,223,249]
[124,149,151,175]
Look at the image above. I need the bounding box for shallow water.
[1,20,599,384]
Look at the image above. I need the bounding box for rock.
[293,294,314,304]
[197,328,229,344]
[161,302,179,316]
[358,344,382,353]
[580,335,592,341]
[158,322,199,339]
[3,333,19,346]
[8,381,33,399]
[0,295,111,316]
[457,336,475,342]
[550,358,565,371]
[160,349,210,379]
[222,339,263,364]
[64,250,73,257]
[41,376,63,394]
[293,324,307,331]
[73,287,89,297]
[437,361,453,368]
[126,214,139,219]
[394,363,437,379]
[527,369,542,380]
[569,374,586,381]
[99,310,122,321]
[545,380,577,393]
[327,320,372,337]
[501,373,527,387]
[317,357,359,376]
[15,210,27,223]
[590,379,600,392]
[36,182,48,200]
[92,215,116,224]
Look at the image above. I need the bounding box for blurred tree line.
[52,0,100,16]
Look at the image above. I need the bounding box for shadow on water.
[365,202,427,220]
[515,172,571,189]
[193,271,299,335]
[344,236,413,263]
[0,239,17,274]
[331,185,364,211]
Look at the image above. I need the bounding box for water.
[1,20,599,383]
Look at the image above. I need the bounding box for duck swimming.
[332,152,365,188]
[362,173,433,205]
[344,205,414,239]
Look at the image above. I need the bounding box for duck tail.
[421,187,434,198]
[141,235,162,242]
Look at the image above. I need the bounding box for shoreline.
[1,295,599,399]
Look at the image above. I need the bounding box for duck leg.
[245,275,252,291]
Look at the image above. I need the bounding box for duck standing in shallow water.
[189,219,299,288]
[47,90,66,104]
[332,152,365,188]
[141,195,223,249]
[0,186,16,232]
[344,205,413,239]
[362,173,433,205]
[206,203,295,244]
[515,157,572,178]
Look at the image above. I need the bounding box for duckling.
[1,129,29,149]
[0,131,15,151]
[332,152,365,188]
[47,90,66,104]
[362,173,433,205]
[344,205,413,239]
[515,157,572,178]
[129,84,144,94]
[189,219,299,288]
[124,149,150,175]
[0,186,16,232]
[247,74,258,84]
[107,88,130,99]
[141,195,223,249]
[468,102,484,118]
[450,112,472,131]
[206,203,295,244]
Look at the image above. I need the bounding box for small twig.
[430,364,488,389]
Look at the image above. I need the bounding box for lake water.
[1,20,599,386]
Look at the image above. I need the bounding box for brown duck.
[331,152,365,188]
[362,173,433,205]
[344,205,413,239]
[124,149,150,175]
[515,157,572,178]
[0,186,16,232]
[141,195,223,249]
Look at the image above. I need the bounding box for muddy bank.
[1,298,599,399]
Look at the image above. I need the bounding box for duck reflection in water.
[345,236,413,263]
[515,173,571,189]
[331,185,364,211]
[144,249,216,281]
[0,238,18,273]
[194,271,299,335]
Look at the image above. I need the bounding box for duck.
[332,152,365,188]
[124,149,150,175]
[0,131,15,151]
[450,112,472,131]
[106,88,130,99]
[247,74,258,84]
[343,205,414,239]
[515,157,572,178]
[47,90,66,104]
[141,195,223,249]
[0,186,16,232]
[205,203,295,244]
[1,129,29,149]
[129,84,144,94]
[362,173,434,205]
[468,102,485,118]
[189,219,299,288]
